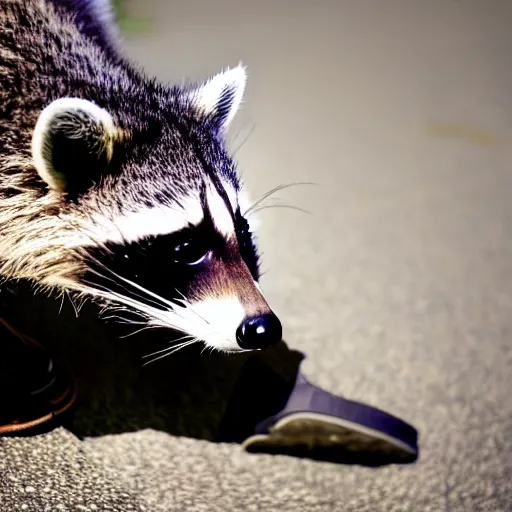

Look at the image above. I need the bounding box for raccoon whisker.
[100,305,149,324]
[243,182,317,217]
[172,290,211,326]
[66,290,79,318]
[70,281,231,352]
[58,292,65,314]
[102,300,148,318]
[87,288,218,344]
[76,295,87,313]
[231,123,256,156]
[200,344,213,358]
[102,303,136,316]
[73,284,153,323]
[165,338,201,355]
[105,276,168,311]
[173,288,190,303]
[250,204,311,216]
[86,270,194,333]
[172,290,193,308]
[102,317,133,325]
[84,263,171,311]
[186,305,211,326]
[95,265,179,311]
[119,324,164,339]
[142,335,195,358]
[200,342,221,357]
[80,253,163,307]
[83,278,157,316]
[102,316,147,325]
[143,339,199,366]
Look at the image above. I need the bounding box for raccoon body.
[0,0,282,352]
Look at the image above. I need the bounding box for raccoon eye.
[172,237,210,266]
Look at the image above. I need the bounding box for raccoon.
[0,0,282,353]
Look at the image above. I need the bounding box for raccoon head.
[29,65,282,353]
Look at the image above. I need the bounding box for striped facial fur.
[0,0,282,352]
[79,180,282,353]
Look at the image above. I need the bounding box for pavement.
[1,0,511,510]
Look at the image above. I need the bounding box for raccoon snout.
[236,313,282,350]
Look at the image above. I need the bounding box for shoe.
[0,318,76,436]
[242,364,419,466]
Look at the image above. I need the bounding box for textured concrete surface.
[1,0,512,510]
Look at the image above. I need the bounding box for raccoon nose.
[236,314,282,350]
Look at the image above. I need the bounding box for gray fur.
[0,0,244,289]
[0,0,265,351]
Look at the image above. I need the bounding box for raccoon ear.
[31,98,118,193]
[189,65,246,132]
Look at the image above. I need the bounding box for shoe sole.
[242,411,418,465]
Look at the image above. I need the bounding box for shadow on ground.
[2,279,418,467]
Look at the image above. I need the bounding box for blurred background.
[118,0,512,400]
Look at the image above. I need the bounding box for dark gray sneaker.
[242,367,419,466]
[0,318,76,436]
